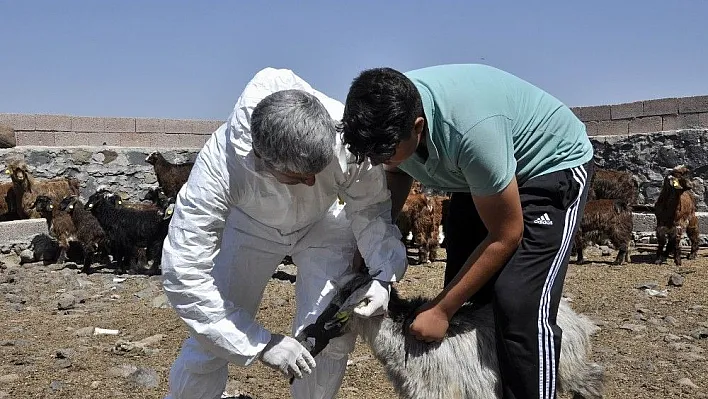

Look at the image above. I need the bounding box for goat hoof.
[687,253,697,260]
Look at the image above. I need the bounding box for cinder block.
[15,132,56,146]
[192,120,223,134]
[678,95,708,114]
[135,118,166,133]
[164,119,194,134]
[105,117,136,133]
[629,116,662,134]
[611,101,643,120]
[0,219,49,245]
[642,98,678,116]
[662,114,701,131]
[119,132,162,147]
[35,114,72,132]
[0,113,37,131]
[571,105,611,122]
[172,133,209,149]
[86,132,121,146]
[72,116,106,132]
[583,121,599,136]
[633,212,708,234]
[597,120,628,136]
[55,131,89,146]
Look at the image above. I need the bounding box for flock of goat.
[0,154,701,275]
[400,164,701,266]
[0,152,192,275]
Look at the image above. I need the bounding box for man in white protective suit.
[161,67,408,399]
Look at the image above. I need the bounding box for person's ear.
[413,117,425,137]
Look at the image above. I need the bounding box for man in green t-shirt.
[340,64,594,399]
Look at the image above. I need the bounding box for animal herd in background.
[0,153,701,272]
[0,152,194,275]
[399,163,701,267]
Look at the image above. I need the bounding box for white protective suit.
[162,67,408,399]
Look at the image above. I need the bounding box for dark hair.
[339,67,423,164]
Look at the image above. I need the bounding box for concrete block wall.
[573,95,708,136]
[2,95,708,147]
[0,114,224,148]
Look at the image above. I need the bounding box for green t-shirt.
[399,64,593,196]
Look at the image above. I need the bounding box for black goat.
[84,190,165,275]
[59,196,110,273]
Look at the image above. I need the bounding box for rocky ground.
[0,245,707,399]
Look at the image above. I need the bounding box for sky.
[1,1,707,120]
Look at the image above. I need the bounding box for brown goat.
[574,199,633,265]
[397,183,446,264]
[7,160,81,219]
[145,152,194,199]
[30,195,77,263]
[0,180,19,221]
[587,167,638,205]
[654,165,699,265]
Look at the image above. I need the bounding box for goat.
[654,165,699,265]
[0,179,19,222]
[29,195,78,263]
[145,151,194,199]
[142,186,172,210]
[397,191,438,263]
[6,160,80,219]
[85,189,167,275]
[397,183,447,264]
[58,196,110,274]
[326,273,604,399]
[587,167,638,205]
[574,199,633,265]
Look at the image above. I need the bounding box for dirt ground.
[1,245,707,399]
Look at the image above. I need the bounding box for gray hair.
[251,89,336,175]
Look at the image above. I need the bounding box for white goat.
[331,274,604,399]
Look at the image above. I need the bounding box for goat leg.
[671,230,682,266]
[655,227,668,264]
[687,217,699,260]
[614,243,627,265]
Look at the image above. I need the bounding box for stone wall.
[590,129,708,211]
[1,129,707,211]
[0,147,199,204]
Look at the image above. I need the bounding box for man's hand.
[259,334,316,379]
[352,279,391,317]
[408,302,450,342]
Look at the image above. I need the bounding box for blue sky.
[1,1,706,120]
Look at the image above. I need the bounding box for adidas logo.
[533,213,553,225]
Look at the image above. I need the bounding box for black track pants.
[443,161,593,399]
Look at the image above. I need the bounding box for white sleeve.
[339,159,408,283]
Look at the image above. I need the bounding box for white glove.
[352,279,391,317]
[259,334,316,379]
